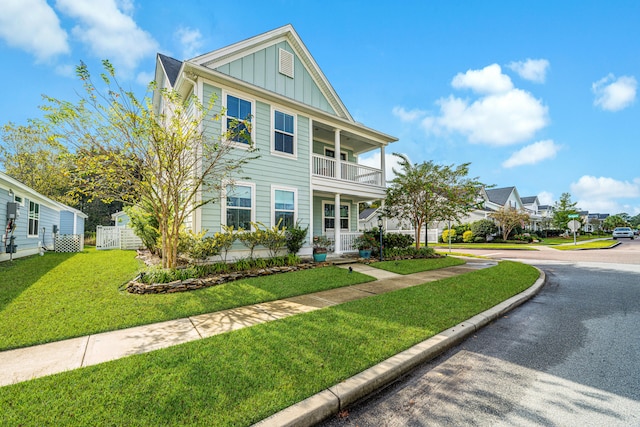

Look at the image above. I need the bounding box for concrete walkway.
[0,259,496,387]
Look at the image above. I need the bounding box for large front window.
[28,201,39,236]
[323,203,348,231]
[225,184,253,230]
[274,110,294,155]
[226,95,252,144]
[274,189,295,228]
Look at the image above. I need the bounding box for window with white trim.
[224,184,254,230]
[273,110,295,155]
[273,187,296,228]
[226,94,252,144]
[13,194,24,206]
[28,201,39,236]
[323,202,349,231]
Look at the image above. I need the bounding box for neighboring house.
[1,171,87,261]
[583,212,609,232]
[154,25,396,255]
[111,211,130,227]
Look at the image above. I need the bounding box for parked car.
[612,227,634,239]
[634,229,640,236]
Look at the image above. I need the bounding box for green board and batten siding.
[199,82,311,236]
[213,41,336,116]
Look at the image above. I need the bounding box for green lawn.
[431,242,538,250]
[0,248,375,351]
[371,256,465,274]
[0,261,539,426]
[534,235,609,245]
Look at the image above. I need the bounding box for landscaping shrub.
[470,219,498,240]
[441,228,457,243]
[383,246,435,259]
[285,221,308,254]
[125,203,160,254]
[383,232,414,249]
[463,230,474,243]
[178,230,221,263]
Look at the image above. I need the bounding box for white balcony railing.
[312,154,382,187]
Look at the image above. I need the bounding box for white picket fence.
[96,226,143,250]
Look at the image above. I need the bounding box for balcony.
[312,154,382,187]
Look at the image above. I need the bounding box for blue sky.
[1,0,640,215]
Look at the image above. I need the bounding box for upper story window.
[226,94,252,145]
[28,201,39,237]
[13,194,24,206]
[224,183,254,230]
[273,110,295,155]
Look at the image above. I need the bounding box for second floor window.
[227,95,252,144]
[274,111,294,155]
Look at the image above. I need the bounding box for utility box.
[7,202,18,220]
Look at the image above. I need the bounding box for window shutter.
[279,48,294,78]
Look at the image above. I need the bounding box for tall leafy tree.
[384,153,484,249]
[490,206,531,240]
[0,120,76,207]
[602,214,629,230]
[40,60,256,268]
[552,192,578,229]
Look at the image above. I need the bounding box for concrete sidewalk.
[0,259,496,388]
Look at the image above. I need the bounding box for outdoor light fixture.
[377,214,383,261]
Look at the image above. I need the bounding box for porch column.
[334,129,341,180]
[380,145,386,186]
[334,193,342,254]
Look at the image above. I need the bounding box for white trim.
[27,200,40,238]
[270,105,297,159]
[321,200,350,232]
[271,185,298,227]
[222,90,255,150]
[13,193,24,206]
[221,181,256,230]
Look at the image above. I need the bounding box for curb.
[254,267,547,427]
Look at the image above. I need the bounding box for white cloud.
[0,0,69,62]
[507,59,550,83]
[55,0,158,71]
[176,27,204,59]
[571,175,640,213]
[592,74,637,111]
[502,139,560,168]
[392,106,427,123]
[451,64,513,94]
[537,191,554,205]
[422,88,548,146]
[136,71,154,86]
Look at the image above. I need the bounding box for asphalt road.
[319,239,640,426]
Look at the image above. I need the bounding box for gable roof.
[359,207,379,221]
[521,196,539,205]
[188,24,353,121]
[157,53,182,87]
[485,186,516,206]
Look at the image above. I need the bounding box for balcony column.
[380,145,386,186]
[334,193,342,254]
[334,129,341,180]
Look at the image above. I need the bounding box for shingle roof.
[485,187,515,206]
[521,196,538,205]
[158,53,183,87]
[359,207,379,221]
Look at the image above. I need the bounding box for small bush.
[462,230,474,243]
[285,221,308,254]
[441,229,456,243]
[473,236,486,243]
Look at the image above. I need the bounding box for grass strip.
[0,261,539,426]
[371,256,465,274]
[0,249,374,351]
[551,240,617,250]
[430,243,538,250]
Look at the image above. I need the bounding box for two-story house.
[154,25,396,256]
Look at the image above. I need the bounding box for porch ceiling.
[312,122,382,155]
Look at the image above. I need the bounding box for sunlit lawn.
[0,261,540,426]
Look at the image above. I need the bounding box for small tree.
[384,154,484,249]
[284,221,308,255]
[39,60,257,268]
[552,192,578,230]
[470,219,498,241]
[603,214,629,231]
[490,207,531,240]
